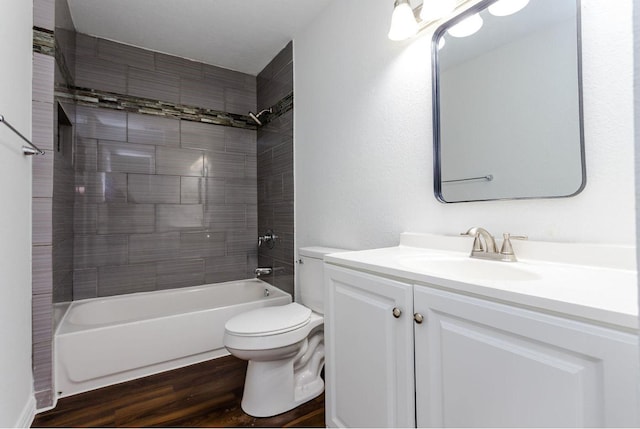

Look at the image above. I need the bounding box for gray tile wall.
[54,27,76,85]
[72,34,257,298]
[32,3,78,407]
[52,102,75,303]
[256,42,295,295]
[32,0,58,410]
[32,54,56,410]
[74,33,256,116]
[34,0,54,31]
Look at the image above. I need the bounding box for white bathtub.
[54,279,291,398]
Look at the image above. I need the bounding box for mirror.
[432,0,585,203]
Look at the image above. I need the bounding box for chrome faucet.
[463,227,497,253]
[255,267,273,277]
[461,227,527,262]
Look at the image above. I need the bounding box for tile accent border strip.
[33,27,55,56]
[261,91,294,127]
[54,85,258,129]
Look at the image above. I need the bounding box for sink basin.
[399,255,541,282]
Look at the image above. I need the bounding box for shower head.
[247,108,273,126]
[248,111,262,126]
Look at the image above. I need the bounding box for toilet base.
[241,360,324,418]
[240,331,325,417]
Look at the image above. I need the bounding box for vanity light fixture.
[488,0,530,16]
[447,13,483,37]
[388,0,473,41]
[388,0,419,41]
[420,0,456,22]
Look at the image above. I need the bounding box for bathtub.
[54,279,290,398]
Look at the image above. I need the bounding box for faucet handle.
[460,230,484,252]
[500,233,527,256]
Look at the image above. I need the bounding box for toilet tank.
[298,246,347,314]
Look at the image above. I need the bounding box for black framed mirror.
[432,0,585,203]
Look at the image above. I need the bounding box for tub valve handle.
[258,230,278,249]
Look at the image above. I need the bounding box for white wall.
[294,0,635,250]
[634,0,640,409]
[0,0,35,427]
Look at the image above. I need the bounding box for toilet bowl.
[223,246,345,417]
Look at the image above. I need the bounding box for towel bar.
[0,114,45,155]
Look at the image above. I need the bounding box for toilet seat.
[224,308,323,352]
[225,303,312,337]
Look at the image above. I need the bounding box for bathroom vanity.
[323,233,639,428]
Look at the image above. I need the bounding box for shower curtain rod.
[0,114,45,155]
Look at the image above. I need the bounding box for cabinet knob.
[392,307,402,318]
[414,313,424,324]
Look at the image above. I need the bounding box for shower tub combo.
[54,279,290,398]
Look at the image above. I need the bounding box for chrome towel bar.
[0,114,45,155]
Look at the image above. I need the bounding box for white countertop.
[324,233,638,331]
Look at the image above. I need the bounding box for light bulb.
[447,13,483,38]
[437,37,446,50]
[420,0,457,22]
[488,0,530,17]
[388,0,419,41]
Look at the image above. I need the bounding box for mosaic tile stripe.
[55,85,259,130]
[261,91,293,127]
[33,27,54,56]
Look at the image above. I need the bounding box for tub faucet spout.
[255,267,273,277]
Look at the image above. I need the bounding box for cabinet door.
[324,265,415,428]
[414,286,639,428]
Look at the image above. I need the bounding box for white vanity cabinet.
[324,265,416,428]
[325,264,639,428]
[414,286,639,428]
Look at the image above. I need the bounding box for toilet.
[223,246,345,417]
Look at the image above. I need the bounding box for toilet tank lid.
[299,246,348,259]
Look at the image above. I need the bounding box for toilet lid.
[225,303,312,336]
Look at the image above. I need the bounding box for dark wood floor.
[32,356,325,428]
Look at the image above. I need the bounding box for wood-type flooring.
[32,355,325,427]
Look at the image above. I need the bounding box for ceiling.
[66,0,333,76]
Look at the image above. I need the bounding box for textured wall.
[0,0,34,425]
[72,34,258,298]
[294,0,635,253]
[257,42,294,296]
[634,0,640,373]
